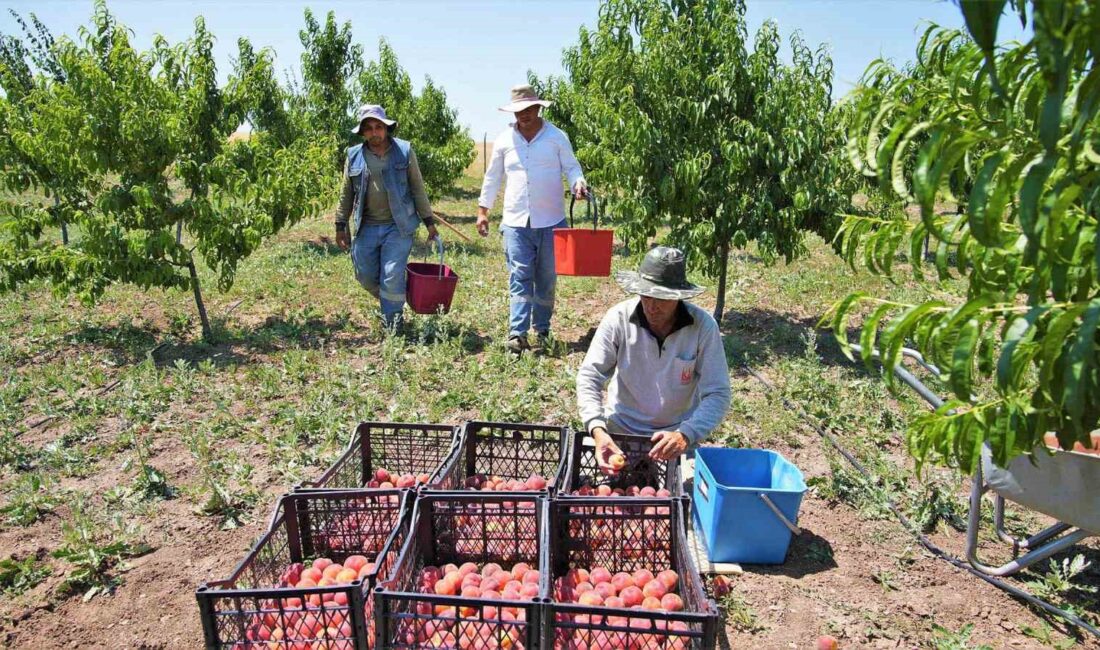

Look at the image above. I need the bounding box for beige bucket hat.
[498,84,552,113]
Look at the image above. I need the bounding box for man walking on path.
[477,85,588,353]
[335,104,439,331]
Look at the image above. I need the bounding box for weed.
[1,473,60,526]
[930,623,992,650]
[807,454,893,520]
[51,499,153,600]
[720,591,764,633]
[872,569,899,592]
[122,432,175,501]
[184,425,259,529]
[1021,621,1078,650]
[0,556,51,597]
[908,476,966,533]
[1025,555,1098,602]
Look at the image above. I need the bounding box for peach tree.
[533,0,855,320]
[357,39,475,199]
[0,4,336,340]
[825,0,1100,471]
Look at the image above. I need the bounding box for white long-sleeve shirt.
[576,298,732,445]
[478,121,585,229]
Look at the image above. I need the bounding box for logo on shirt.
[680,367,693,385]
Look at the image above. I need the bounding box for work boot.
[505,335,529,355]
[535,331,551,349]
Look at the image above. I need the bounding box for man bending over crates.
[576,246,731,469]
[335,104,439,331]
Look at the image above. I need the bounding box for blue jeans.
[501,220,564,338]
[350,223,414,327]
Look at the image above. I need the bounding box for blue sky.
[3,1,1028,139]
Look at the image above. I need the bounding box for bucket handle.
[428,236,445,279]
[758,493,801,536]
[568,189,599,231]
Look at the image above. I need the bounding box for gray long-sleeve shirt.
[576,297,732,445]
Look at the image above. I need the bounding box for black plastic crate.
[196,489,412,650]
[428,421,569,493]
[375,492,546,649]
[541,497,718,650]
[297,422,459,491]
[561,430,684,497]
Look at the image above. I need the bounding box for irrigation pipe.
[741,363,1100,640]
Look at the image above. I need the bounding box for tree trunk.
[55,197,68,245]
[176,221,183,245]
[712,238,730,323]
[187,255,212,341]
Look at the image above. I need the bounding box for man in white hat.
[477,84,588,353]
[577,246,731,467]
[335,104,439,331]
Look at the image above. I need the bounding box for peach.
[312,558,333,572]
[656,570,678,590]
[642,579,667,599]
[661,593,684,612]
[594,582,617,600]
[609,453,626,470]
[335,568,359,583]
[610,573,633,592]
[322,564,345,580]
[482,563,503,577]
[299,567,323,584]
[459,562,479,576]
[520,583,540,599]
[578,591,603,606]
[521,570,540,585]
[620,586,643,607]
[511,562,531,580]
[343,555,368,573]
[596,485,613,496]
[631,569,655,587]
[642,596,662,610]
[589,567,612,585]
[816,635,839,650]
[443,563,459,575]
[374,468,391,483]
[604,596,625,609]
[574,581,594,595]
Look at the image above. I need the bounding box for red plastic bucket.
[554,192,613,277]
[406,239,459,314]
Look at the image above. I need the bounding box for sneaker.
[505,335,529,355]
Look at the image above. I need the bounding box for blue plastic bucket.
[692,448,806,564]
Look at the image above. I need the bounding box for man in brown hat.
[576,246,731,467]
[477,84,588,353]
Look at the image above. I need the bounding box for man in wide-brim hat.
[334,104,439,332]
[477,84,588,354]
[576,246,731,467]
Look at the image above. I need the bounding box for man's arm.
[678,318,732,445]
[556,130,586,194]
[405,149,435,226]
[576,309,621,435]
[334,158,354,250]
[576,308,626,474]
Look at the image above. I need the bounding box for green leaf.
[950,317,981,402]
[1061,298,1100,433]
[960,0,1006,53]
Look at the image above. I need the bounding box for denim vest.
[346,137,421,237]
